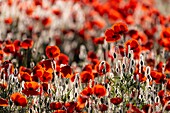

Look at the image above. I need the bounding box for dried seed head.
[30,62,35,68]
[113,53,116,58]
[32,48,36,54]
[75,83,78,88]
[128,53,131,58]
[140,61,144,66]
[66,80,69,84]
[116,68,119,73]
[79,45,87,59]
[100,98,104,103]
[74,93,77,98]
[136,74,139,81]
[14,68,18,76]
[130,68,133,74]
[131,60,134,66]
[155,96,160,103]
[146,66,150,75]
[122,64,125,69]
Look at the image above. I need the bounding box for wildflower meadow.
[0,0,170,113]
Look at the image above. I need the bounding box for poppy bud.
[130,68,133,74]
[30,62,35,68]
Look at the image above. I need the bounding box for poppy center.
[28,87,34,90]
[49,52,53,57]
[112,35,117,39]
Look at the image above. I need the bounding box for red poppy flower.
[38,59,53,72]
[56,53,69,65]
[3,44,15,54]
[50,102,63,110]
[19,66,32,75]
[64,102,76,113]
[130,30,148,45]
[11,93,27,107]
[80,86,93,97]
[5,40,12,44]
[145,59,155,69]
[87,51,98,61]
[105,29,121,42]
[160,96,170,111]
[91,20,106,29]
[108,9,122,21]
[25,5,35,16]
[27,25,33,31]
[60,65,72,78]
[21,39,33,49]
[110,97,123,105]
[80,71,94,83]
[32,64,44,81]
[160,27,170,39]
[52,9,62,17]
[137,32,148,45]
[142,104,153,113]
[4,17,13,25]
[158,90,164,98]
[93,37,105,45]
[126,104,142,113]
[42,17,52,27]
[20,72,32,82]
[142,40,154,51]
[128,29,138,39]
[32,15,40,21]
[13,40,21,51]
[22,81,40,96]
[126,15,134,24]
[112,22,128,34]
[39,70,53,82]
[158,27,170,50]
[0,98,8,107]
[54,36,62,45]
[125,39,141,59]
[93,84,106,97]
[7,0,13,6]
[95,61,110,75]
[150,70,166,84]
[46,46,60,59]
[99,104,108,111]
[70,73,77,82]
[91,59,100,69]
[41,82,49,93]
[34,0,43,6]
[156,62,164,72]
[82,64,93,73]
[77,96,87,109]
